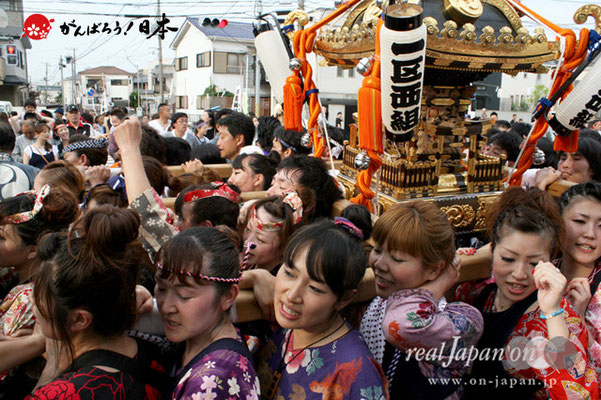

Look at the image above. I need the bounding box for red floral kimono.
[456,279,599,399]
[25,339,167,400]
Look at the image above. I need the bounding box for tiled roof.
[78,66,132,76]
[186,18,254,41]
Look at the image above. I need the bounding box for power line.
[24,0,272,5]
[74,5,128,60]
[20,8,258,17]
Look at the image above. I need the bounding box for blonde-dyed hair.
[372,201,455,271]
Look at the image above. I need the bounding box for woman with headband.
[62,135,109,167]
[257,216,386,400]
[0,186,79,397]
[271,126,311,159]
[238,189,315,322]
[155,227,260,400]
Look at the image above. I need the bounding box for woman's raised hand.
[113,116,142,152]
[533,261,567,316]
[565,277,591,318]
[135,285,154,316]
[420,257,460,301]
[182,160,205,175]
[84,165,111,186]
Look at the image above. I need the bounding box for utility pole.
[145,70,150,112]
[67,49,77,106]
[71,47,77,104]
[44,63,49,105]
[157,0,164,104]
[125,50,142,113]
[137,69,141,113]
[254,0,262,116]
[255,54,261,117]
[298,0,304,10]
[59,56,65,110]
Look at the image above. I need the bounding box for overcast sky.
[21,0,598,85]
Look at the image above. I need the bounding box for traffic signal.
[202,18,228,28]
[5,45,17,65]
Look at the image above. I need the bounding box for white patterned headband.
[63,138,109,154]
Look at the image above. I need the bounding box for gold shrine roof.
[311,0,601,76]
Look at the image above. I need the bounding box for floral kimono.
[0,282,34,336]
[173,338,260,400]
[456,279,599,399]
[258,327,388,400]
[0,282,37,386]
[26,339,167,400]
[129,188,178,258]
[556,259,601,375]
[361,289,483,400]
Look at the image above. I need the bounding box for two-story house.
[0,0,31,105]
[170,18,270,121]
[64,66,132,112]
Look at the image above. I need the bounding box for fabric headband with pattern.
[334,217,364,240]
[81,183,121,211]
[63,138,109,154]
[252,205,283,232]
[276,136,298,153]
[252,190,304,232]
[156,262,242,283]
[3,185,51,225]
[183,182,240,204]
[283,190,303,224]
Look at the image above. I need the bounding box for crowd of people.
[0,98,600,399]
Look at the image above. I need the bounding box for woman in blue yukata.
[258,215,388,400]
[154,227,260,399]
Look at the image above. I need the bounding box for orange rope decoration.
[350,20,384,212]
[282,0,363,157]
[508,0,590,186]
[293,29,327,157]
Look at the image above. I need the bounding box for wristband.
[539,308,564,320]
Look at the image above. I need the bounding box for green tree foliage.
[129,91,139,108]
[202,84,233,97]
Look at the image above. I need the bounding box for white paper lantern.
[254,27,291,104]
[550,55,601,135]
[380,3,427,142]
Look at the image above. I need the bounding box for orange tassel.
[554,130,579,153]
[283,74,304,132]
[357,76,383,152]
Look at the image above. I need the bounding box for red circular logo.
[22,14,54,40]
